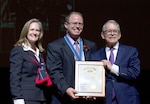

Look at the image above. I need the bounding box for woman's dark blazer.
[10,46,48,101]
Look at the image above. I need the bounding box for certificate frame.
[75,61,105,97]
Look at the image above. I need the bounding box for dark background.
[0,0,150,103]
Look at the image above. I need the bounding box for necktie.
[109,48,114,64]
[74,41,80,57]
[109,48,116,100]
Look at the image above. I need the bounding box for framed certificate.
[75,61,105,97]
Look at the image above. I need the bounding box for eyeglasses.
[67,22,84,27]
[103,30,120,34]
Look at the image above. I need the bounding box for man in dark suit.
[91,20,141,104]
[46,11,101,104]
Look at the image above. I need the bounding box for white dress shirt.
[105,42,119,76]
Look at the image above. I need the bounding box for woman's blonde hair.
[14,18,45,52]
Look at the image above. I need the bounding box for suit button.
[112,80,115,82]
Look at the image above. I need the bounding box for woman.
[10,18,51,104]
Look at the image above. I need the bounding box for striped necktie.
[109,48,116,100]
[74,41,80,57]
[109,48,114,64]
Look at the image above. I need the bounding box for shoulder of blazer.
[10,46,24,55]
[119,43,137,51]
[47,37,66,46]
[82,38,95,44]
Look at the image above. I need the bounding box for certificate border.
[75,61,105,97]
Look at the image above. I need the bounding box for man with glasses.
[91,20,141,104]
[46,11,100,104]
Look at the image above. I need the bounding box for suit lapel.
[27,51,40,63]
[63,38,75,60]
[102,47,107,59]
[115,44,124,64]
[82,39,90,60]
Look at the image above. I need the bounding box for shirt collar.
[22,43,39,56]
[106,42,119,51]
[66,34,80,45]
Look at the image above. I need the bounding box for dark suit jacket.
[91,43,140,104]
[10,46,49,102]
[46,37,97,104]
